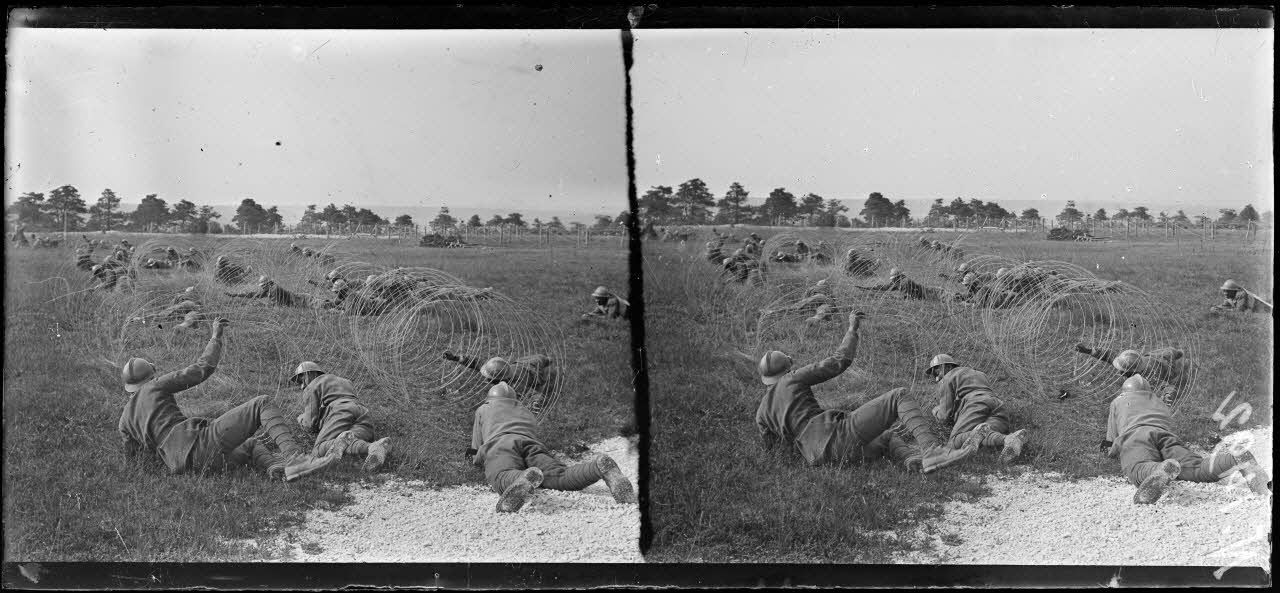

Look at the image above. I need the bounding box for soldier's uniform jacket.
[931,366,1001,424]
[297,373,361,432]
[1105,390,1173,459]
[117,334,222,470]
[754,324,857,454]
[228,281,307,307]
[470,390,539,466]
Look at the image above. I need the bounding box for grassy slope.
[646,228,1273,562]
[3,236,635,561]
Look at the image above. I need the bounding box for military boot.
[496,467,544,513]
[999,429,1028,465]
[1134,459,1181,504]
[596,455,636,504]
[362,437,392,472]
[921,443,977,474]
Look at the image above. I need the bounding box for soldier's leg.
[947,399,1010,450]
[1118,428,1168,486]
[1154,433,1237,483]
[848,388,940,450]
[484,436,533,494]
[860,429,919,470]
[312,403,375,457]
[524,443,600,491]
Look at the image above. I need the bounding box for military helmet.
[290,361,325,384]
[889,268,903,279]
[758,351,793,385]
[215,255,226,266]
[927,354,958,376]
[1220,279,1243,292]
[846,248,856,258]
[290,242,298,249]
[480,357,510,381]
[733,248,744,257]
[961,272,977,285]
[91,264,103,273]
[331,279,348,292]
[325,270,340,281]
[1112,350,1143,374]
[996,267,1009,278]
[487,381,516,400]
[1121,374,1153,396]
[258,275,269,284]
[956,263,970,274]
[121,357,157,393]
[592,286,610,298]
[722,258,734,268]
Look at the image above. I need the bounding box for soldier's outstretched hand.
[849,310,867,327]
[212,317,231,336]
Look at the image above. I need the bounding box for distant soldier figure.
[75,247,96,271]
[131,286,204,329]
[939,262,971,282]
[926,354,1029,465]
[118,318,341,481]
[722,249,756,283]
[760,279,837,327]
[959,271,1017,308]
[811,240,831,265]
[1210,279,1271,315]
[1075,344,1191,408]
[226,275,314,308]
[289,243,305,257]
[795,240,811,259]
[443,351,558,411]
[289,362,393,472]
[141,256,175,269]
[11,224,29,247]
[583,285,630,320]
[743,233,763,256]
[843,248,876,277]
[858,268,942,301]
[89,264,121,291]
[325,279,389,315]
[755,311,977,473]
[213,255,252,285]
[470,382,636,512]
[772,249,803,263]
[178,247,202,271]
[704,240,724,264]
[1103,375,1269,504]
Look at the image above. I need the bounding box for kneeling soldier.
[290,362,392,472]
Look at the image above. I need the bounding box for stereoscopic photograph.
[3,6,1274,590]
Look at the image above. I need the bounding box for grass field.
[3,234,635,561]
[644,226,1273,563]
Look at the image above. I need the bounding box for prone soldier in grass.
[1103,375,1269,504]
[759,278,837,327]
[1210,279,1272,315]
[118,318,341,481]
[469,382,636,513]
[289,362,393,472]
[755,310,977,473]
[857,268,945,301]
[925,354,1029,465]
[442,350,558,412]
[1073,343,1191,407]
[583,285,630,320]
[226,275,316,308]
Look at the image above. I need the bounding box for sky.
[631,29,1274,218]
[6,29,628,223]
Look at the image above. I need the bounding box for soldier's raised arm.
[790,311,864,387]
[153,318,229,393]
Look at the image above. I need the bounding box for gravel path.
[247,436,640,562]
[891,428,1272,569]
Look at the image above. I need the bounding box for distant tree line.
[1056,201,1264,229]
[423,206,629,235]
[7,185,225,233]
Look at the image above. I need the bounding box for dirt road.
[891,427,1272,571]
[246,436,641,562]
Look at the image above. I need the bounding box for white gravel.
[242,436,640,562]
[891,427,1272,569]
